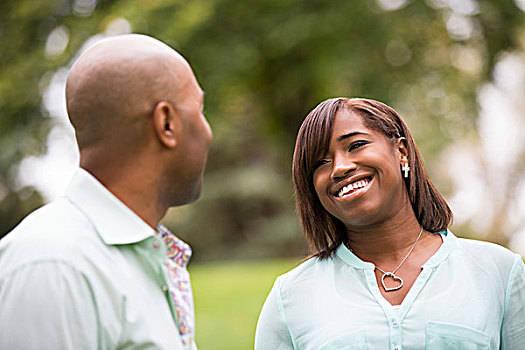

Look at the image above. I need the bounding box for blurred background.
[1,0,525,348]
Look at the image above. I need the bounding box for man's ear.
[396,137,408,161]
[152,101,179,148]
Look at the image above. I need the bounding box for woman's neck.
[345,209,428,264]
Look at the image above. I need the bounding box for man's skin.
[0,34,213,349]
[66,34,213,227]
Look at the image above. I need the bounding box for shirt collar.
[336,243,375,270]
[335,229,456,269]
[421,229,456,268]
[156,224,192,268]
[65,168,156,245]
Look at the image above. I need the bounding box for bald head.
[66,34,194,151]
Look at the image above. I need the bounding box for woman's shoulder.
[454,233,520,261]
[450,231,523,278]
[275,255,334,292]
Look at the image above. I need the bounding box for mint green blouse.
[255,232,525,350]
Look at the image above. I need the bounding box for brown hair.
[292,97,452,259]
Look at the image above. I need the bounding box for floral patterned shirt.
[157,225,196,350]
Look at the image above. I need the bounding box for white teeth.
[337,179,370,197]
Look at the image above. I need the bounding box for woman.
[255,98,525,349]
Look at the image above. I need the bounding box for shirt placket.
[155,226,196,350]
[389,311,403,350]
[364,269,403,349]
[364,266,437,350]
[133,237,180,323]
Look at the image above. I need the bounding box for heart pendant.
[381,272,404,292]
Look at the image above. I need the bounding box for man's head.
[66,34,212,209]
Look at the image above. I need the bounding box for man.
[0,34,212,349]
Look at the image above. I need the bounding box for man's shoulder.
[4,197,94,242]
[0,197,103,275]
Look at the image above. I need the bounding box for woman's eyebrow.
[336,131,369,142]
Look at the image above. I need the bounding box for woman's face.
[312,108,409,230]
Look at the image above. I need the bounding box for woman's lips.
[335,177,372,200]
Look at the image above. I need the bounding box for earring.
[402,162,410,178]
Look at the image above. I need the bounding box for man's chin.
[170,182,203,207]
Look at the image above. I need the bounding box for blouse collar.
[335,229,456,270]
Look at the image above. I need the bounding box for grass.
[189,258,300,350]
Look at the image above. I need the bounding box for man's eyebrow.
[336,131,369,142]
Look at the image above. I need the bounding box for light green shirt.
[0,168,185,349]
[255,232,525,350]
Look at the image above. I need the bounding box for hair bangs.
[299,98,345,179]
[345,98,402,140]
[293,98,348,259]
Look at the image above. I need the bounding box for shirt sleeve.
[255,278,295,350]
[501,256,525,350]
[0,260,98,349]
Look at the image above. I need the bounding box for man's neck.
[80,165,166,229]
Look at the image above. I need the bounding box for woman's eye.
[348,140,368,152]
[313,159,330,169]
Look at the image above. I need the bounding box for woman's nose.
[330,154,356,181]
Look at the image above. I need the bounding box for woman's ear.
[396,137,411,178]
[396,137,408,161]
[152,101,178,148]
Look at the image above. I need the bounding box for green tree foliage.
[1,0,524,259]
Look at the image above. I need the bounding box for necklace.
[349,226,424,292]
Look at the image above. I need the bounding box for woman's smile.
[333,176,373,201]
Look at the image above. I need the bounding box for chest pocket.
[426,322,491,350]
[319,330,367,350]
